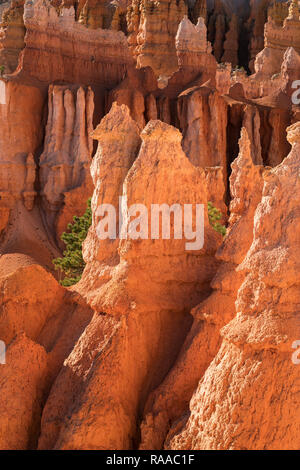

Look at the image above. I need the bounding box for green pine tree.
[208,201,226,236]
[53,198,92,286]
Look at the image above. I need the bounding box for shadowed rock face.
[39,85,94,241]
[0,0,25,74]
[0,80,44,235]
[0,0,300,452]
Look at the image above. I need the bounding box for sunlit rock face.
[0,0,300,453]
[0,333,48,450]
[166,123,300,451]
[14,0,133,86]
[37,104,222,450]
[139,127,267,450]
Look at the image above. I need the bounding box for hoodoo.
[0,0,299,452]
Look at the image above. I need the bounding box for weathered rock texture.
[0,80,44,234]
[139,127,267,449]
[128,0,187,80]
[166,122,300,450]
[0,0,299,453]
[40,84,94,240]
[221,13,239,66]
[16,0,133,86]
[0,0,25,74]
[37,105,222,450]
[0,259,65,345]
[177,82,227,169]
[176,16,213,67]
[0,333,47,450]
[0,251,93,448]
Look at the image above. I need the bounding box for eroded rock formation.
[0,80,44,235]
[139,127,267,449]
[40,84,94,241]
[0,333,47,449]
[38,105,221,450]
[0,0,299,452]
[166,121,300,450]
[0,0,25,74]
[17,0,133,86]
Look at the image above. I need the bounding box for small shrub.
[208,201,226,236]
[53,198,92,286]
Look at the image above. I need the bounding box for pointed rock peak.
[176,15,193,36]
[176,14,210,53]
[232,127,253,169]
[282,46,300,70]
[195,16,206,32]
[287,121,300,145]
[239,127,251,152]
[91,102,139,141]
[77,86,85,99]
[141,120,182,143]
[26,153,35,166]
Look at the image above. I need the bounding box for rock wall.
[177,82,227,170]
[127,0,187,80]
[14,0,133,86]
[0,80,44,232]
[40,84,94,241]
[0,0,25,74]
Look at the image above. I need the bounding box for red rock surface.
[0,333,47,450]
[38,108,221,450]
[166,122,300,450]
[0,0,299,451]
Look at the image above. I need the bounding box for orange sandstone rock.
[0,80,44,233]
[166,122,300,450]
[40,85,94,239]
[0,258,66,345]
[139,127,266,449]
[0,333,47,450]
[177,83,228,170]
[38,109,221,450]
[0,0,25,74]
